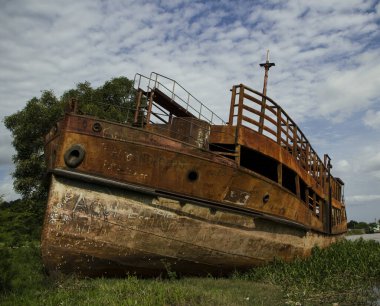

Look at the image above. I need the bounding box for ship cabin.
[130,72,346,235]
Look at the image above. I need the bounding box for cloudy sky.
[1,0,379,222]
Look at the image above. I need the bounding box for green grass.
[236,238,380,305]
[0,245,282,305]
[1,224,380,305]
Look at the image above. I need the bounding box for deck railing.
[229,84,333,191]
[133,72,226,125]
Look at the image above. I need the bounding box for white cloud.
[363,109,380,129]
[348,195,380,203]
[335,159,350,174]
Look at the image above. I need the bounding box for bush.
[0,248,14,292]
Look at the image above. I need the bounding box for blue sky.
[1,0,380,221]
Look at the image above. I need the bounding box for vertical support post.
[324,154,332,233]
[306,142,310,172]
[276,106,282,145]
[172,82,175,100]
[305,187,309,207]
[168,112,173,124]
[146,91,154,125]
[235,85,245,165]
[228,86,237,125]
[258,97,266,134]
[237,85,244,127]
[292,125,298,158]
[134,90,143,124]
[286,118,290,153]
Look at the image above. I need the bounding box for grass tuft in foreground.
[235,238,380,305]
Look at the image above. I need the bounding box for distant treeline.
[347,219,380,233]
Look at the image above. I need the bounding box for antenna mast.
[258,50,275,134]
[259,50,275,96]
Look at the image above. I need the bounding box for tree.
[347,220,358,229]
[4,77,135,202]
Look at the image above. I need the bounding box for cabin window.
[282,165,297,195]
[240,147,278,182]
[300,180,307,203]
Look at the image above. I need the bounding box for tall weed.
[237,238,380,305]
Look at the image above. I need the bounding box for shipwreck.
[42,57,347,276]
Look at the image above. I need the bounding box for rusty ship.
[42,58,347,277]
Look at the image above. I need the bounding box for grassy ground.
[0,199,379,306]
[1,239,380,305]
[2,274,282,306]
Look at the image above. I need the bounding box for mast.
[258,50,275,133]
[260,50,275,96]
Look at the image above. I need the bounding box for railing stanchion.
[229,86,237,125]
[276,107,281,144]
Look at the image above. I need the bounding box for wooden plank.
[241,115,260,128]
[228,86,237,125]
[243,92,262,106]
[242,104,277,126]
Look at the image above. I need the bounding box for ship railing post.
[306,142,310,172]
[293,125,298,159]
[258,95,266,134]
[146,91,154,125]
[134,90,143,124]
[228,86,237,125]
[237,84,244,127]
[235,84,245,165]
[276,106,281,144]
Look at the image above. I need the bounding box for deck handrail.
[230,84,343,198]
[133,72,226,125]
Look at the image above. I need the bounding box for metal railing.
[133,72,226,125]
[229,84,344,199]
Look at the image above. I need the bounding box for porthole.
[64,144,86,168]
[92,122,102,133]
[187,170,199,182]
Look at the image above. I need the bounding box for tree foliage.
[4,76,135,201]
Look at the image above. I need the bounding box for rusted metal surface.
[43,72,347,276]
[42,175,343,276]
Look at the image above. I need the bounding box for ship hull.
[41,174,342,277]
